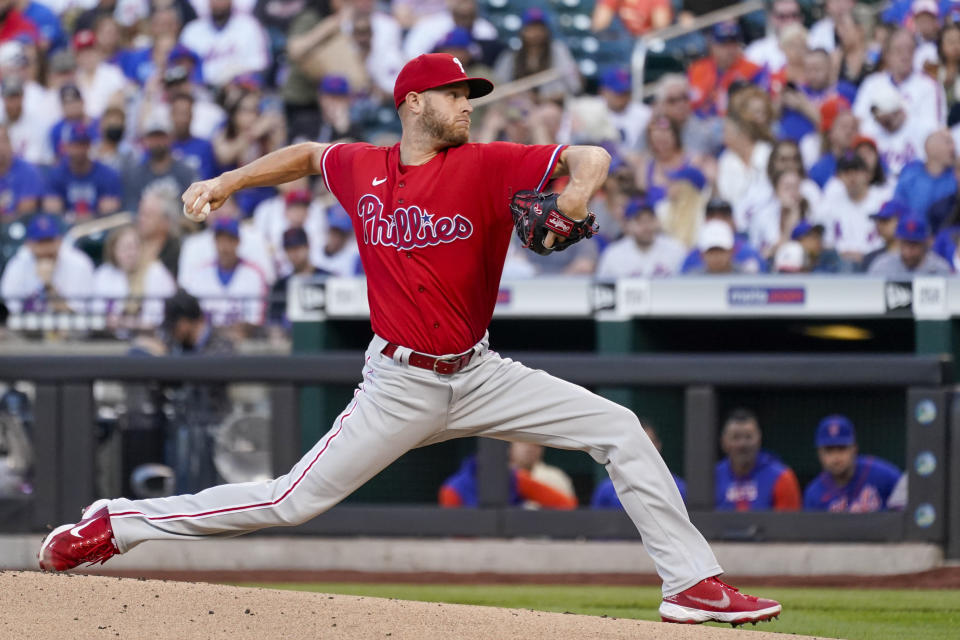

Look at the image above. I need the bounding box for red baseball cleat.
[38,499,118,572]
[659,576,781,626]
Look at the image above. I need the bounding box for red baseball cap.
[819,95,851,132]
[73,29,96,51]
[393,53,494,110]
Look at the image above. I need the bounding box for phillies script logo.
[356,194,473,250]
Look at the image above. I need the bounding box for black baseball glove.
[509,191,599,256]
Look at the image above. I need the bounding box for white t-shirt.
[807,18,835,52]
[4,111,53,166]
[252,195,328,277]
[859,115,933,180]
[76,63,129,119]
[92,261,177,327]
[179,224,276,286]
[314,241,361,276]
[188,0,257,17]
[181,259,267,326]
[607,101,652,152]
[403,12,498,60]
[32,0,97,15]
[853,72,946,135]
[596,234,686,278]
[718,141,773,229]
[0,243,94,313]
[745,179,823,254]
[744,34,786,71]
[180,14,270,87]
[814,183,889,255]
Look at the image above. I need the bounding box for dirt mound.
[2,571,812,640]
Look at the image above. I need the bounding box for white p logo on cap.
[452,57,465,74]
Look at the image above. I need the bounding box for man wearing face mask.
[122,107,197,211]
[93,105,137,172]
[180,0,270,88]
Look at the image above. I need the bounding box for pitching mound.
[2,571,810,639]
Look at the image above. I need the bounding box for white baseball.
[183,197,211,222]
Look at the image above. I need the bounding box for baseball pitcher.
[39,54,781,626]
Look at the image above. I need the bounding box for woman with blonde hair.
[93,224,176,329]
[656,165,709,249]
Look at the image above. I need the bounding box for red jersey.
[321,141,565,355]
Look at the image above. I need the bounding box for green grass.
[237,582,960,640]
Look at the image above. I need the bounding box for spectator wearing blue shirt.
[49,85,99,161]
[804,415,903,512]
[893,129,957,225]
[592,423,686,508]
[715,408,802,512]
[681,198,766,274]
[778,49,838,142]
[807,95,855,188]
[0,124,43,220]
[170,92,217,180]
[43,122,122,222]
[22,1,67,52]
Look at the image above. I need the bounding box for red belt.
[381,343,476,375]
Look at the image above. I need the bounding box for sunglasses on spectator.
[664,94,688,104]
[774,11,801,19]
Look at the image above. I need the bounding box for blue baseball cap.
[666,165,706,191]
[624,198,655,219]
[521,7,548,27]
[711,20,742,43]
[816,414,856,448]
[26,213,63,241]
[327,204,352,232]
[212,217,240,238]
[437,26,473,49]
[64,120,91,144]
[167,43,199,67]
[896,215,930,242]
[871,200,910,220]
[320,74,350,96]
[599,67,631,93]
[791,220,825,240]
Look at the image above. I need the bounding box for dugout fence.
[0,352,956,558]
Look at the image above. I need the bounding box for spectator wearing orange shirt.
[439,443,577,509]
[591,0,671,36]
[688,21,766,118]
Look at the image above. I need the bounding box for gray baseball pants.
[107,334,721,595]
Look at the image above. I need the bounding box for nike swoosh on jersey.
[372,177,387,186]
[69,519,96,538]
[686,592,731,609]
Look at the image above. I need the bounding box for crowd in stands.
[438,410,904,513]
[3,0,960,335]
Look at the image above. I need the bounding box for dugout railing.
[0,352,956,557]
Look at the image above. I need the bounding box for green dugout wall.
[286,275,959,506]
